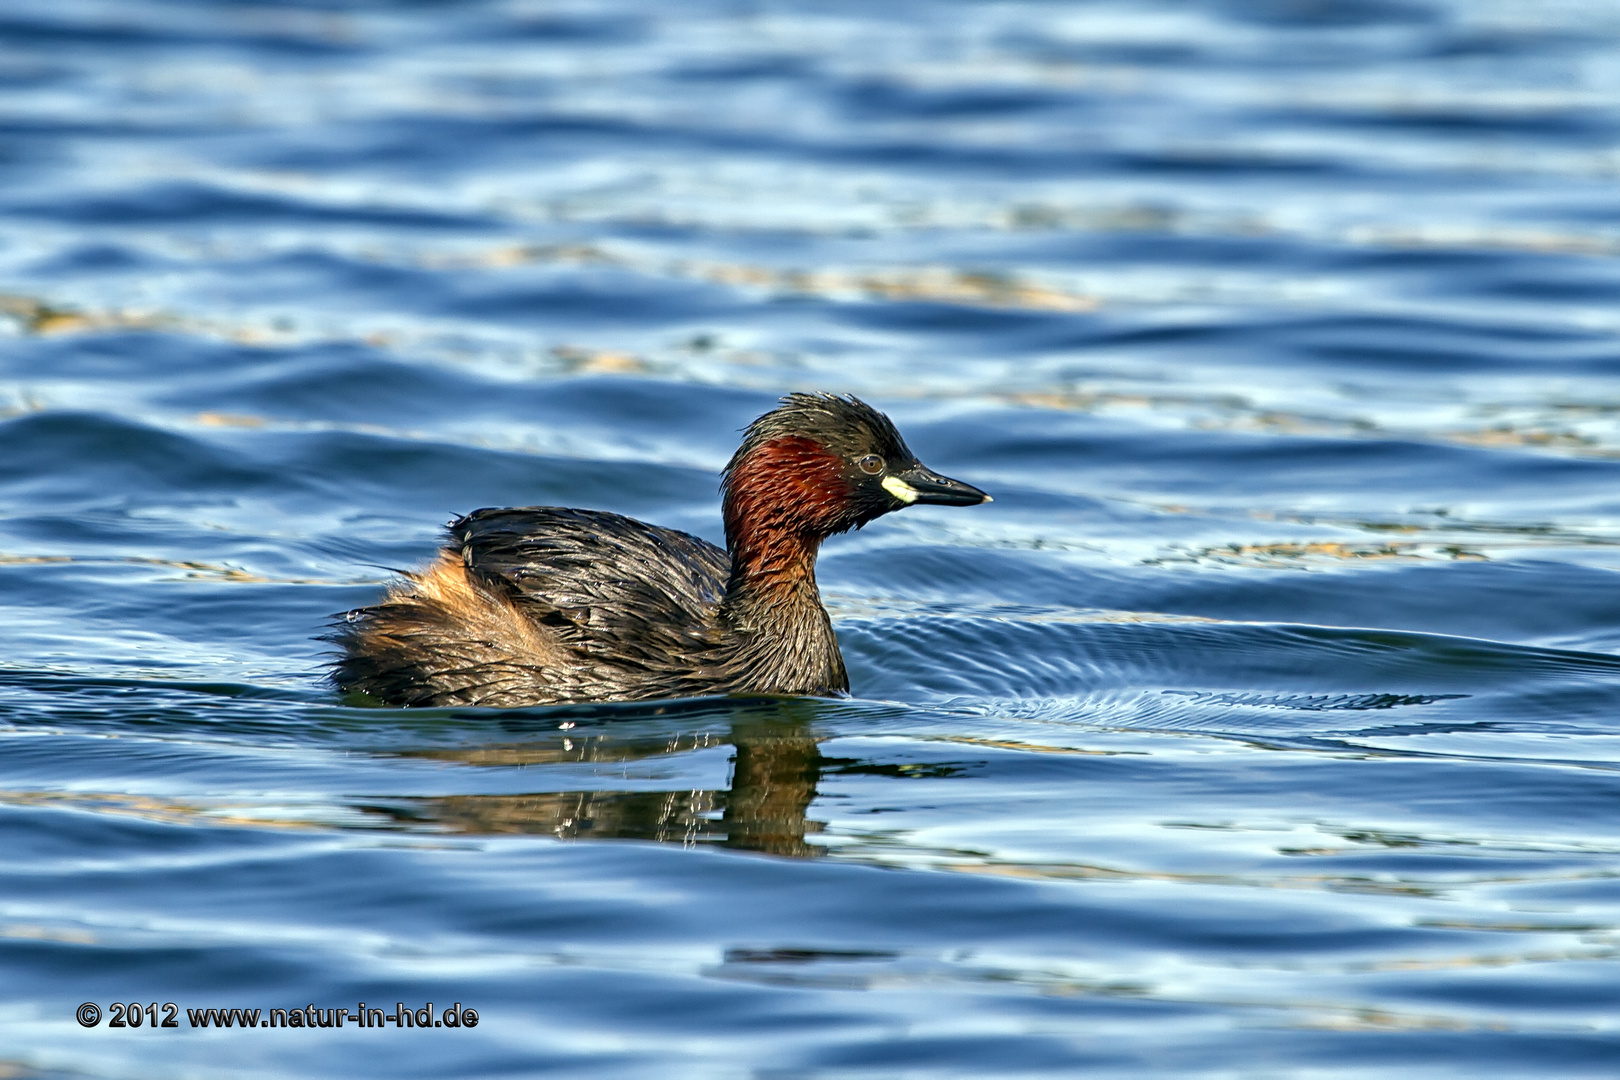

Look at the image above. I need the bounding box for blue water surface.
[4,0,1620,1076]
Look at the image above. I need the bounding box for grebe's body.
[331,506,839,706]
[330,394,988,707]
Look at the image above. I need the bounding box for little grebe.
[330,393,989,706]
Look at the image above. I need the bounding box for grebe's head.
[722,393,989,554]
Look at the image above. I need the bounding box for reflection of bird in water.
[330,394,989,706]
[388,710,829,858]
[721,722,824,857]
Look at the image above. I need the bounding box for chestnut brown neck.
[714,435,852,695]
[721,435,848,606]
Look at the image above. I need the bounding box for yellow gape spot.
[881,476,919,503]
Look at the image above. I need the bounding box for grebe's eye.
[857,454,884,475]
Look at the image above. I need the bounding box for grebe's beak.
[882,464,992,507]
